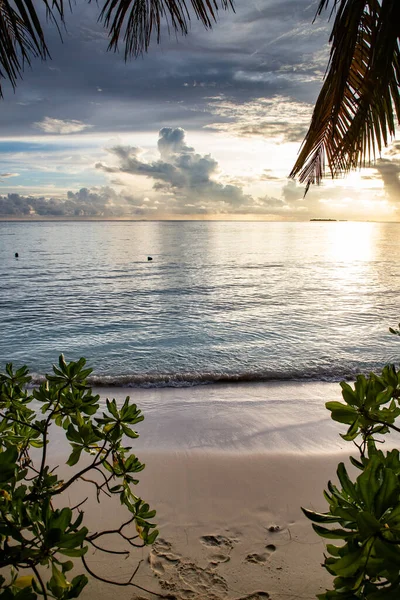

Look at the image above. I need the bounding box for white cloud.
[96,127,255,215]
[204,95,313,142]
[33,117,92,134]
[0,172,19,179]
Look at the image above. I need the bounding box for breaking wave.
[28,364,386,389]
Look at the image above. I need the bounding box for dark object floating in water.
[147,256,153,261]
[310,218,337,221]
[15,252,19,258]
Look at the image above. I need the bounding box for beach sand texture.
[48,382,354,600]
[74,450,349,600]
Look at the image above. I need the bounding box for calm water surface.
[0,220,399,385]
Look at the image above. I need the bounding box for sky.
[0,0,399,221]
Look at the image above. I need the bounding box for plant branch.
[81,553,165,597]
[0,411,41,433]
[38,384,69,482]
[89,515,143,548]
[87,539,130,555]
[31,563,48,600]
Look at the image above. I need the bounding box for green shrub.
[0,356,158,599]
[304,330,400,599]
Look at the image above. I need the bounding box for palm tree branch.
[290,0,400,192]
[98,0,235,59]
[329,0,400,174]
[0,1,65,96]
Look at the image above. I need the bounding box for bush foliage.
[304,327,400,599]
[0,356,158,599]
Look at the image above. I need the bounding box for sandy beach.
[41,381,356,600]
[72,448,351,600]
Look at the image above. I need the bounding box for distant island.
[310,218,338,221]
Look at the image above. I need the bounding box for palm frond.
[98,0,234,59]
[0,1,65,97]
[290,0,400,194]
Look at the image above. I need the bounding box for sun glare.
[327,222,377,262]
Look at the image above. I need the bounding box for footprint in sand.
[200,535,235,551]
[236,593,270,600]
[177,562,228,598]
[149,540,229,600]
[245,553,267,565]
[245,545,276,565]
[149,538,182,576]
[208,553,231,567]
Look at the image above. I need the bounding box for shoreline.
[24,382,396,599]
[50,382,360,600]
[48,380,347,457]
[96,381,345,454]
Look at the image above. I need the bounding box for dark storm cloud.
[0,0,329,136]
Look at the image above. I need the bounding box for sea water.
[0,220,399,386]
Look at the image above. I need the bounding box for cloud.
[0,0,330,139]
[204,96,312,142]
[34,117,92,134]
[157,127,194,158]
[96,127,254,214]
[374,158,400,202]
[0,173,19,179]
[282,179,303,204]
[0,187,142,217]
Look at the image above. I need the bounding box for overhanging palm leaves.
[0,0,64,97]
[0,0,233,97]
[289,0,400,193]
[99,0,234,59]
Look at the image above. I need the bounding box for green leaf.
[57,528,88,549]
[65,575,88,599]
[59,546,88,558]
[326,544,341,557]
[331,547,365,577]
[376,386,394,406]
[0,445,18,482]
[374,467,399,518]
[349,455,364,470]
[66,445,83,467]
[312,524,352,539]
[326,402,358,425]
[356,511,381,539]
[121,424,139,439]
[373,537,400,566]
[302,507,339,523]
[145,529,159,544]
[340,419,360,442]
[357,456,381,512]
[50,563,68,589]
[337,463,356,498]
[106,398,119,419]
[368,581,400,600]
[340,381,360,407]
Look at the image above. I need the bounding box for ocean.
[0,220,399,387]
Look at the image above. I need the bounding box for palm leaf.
[290,0,400,194]
[98,0,234,59]
[0,1,65,97]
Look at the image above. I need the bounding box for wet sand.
[48,381,354,600]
